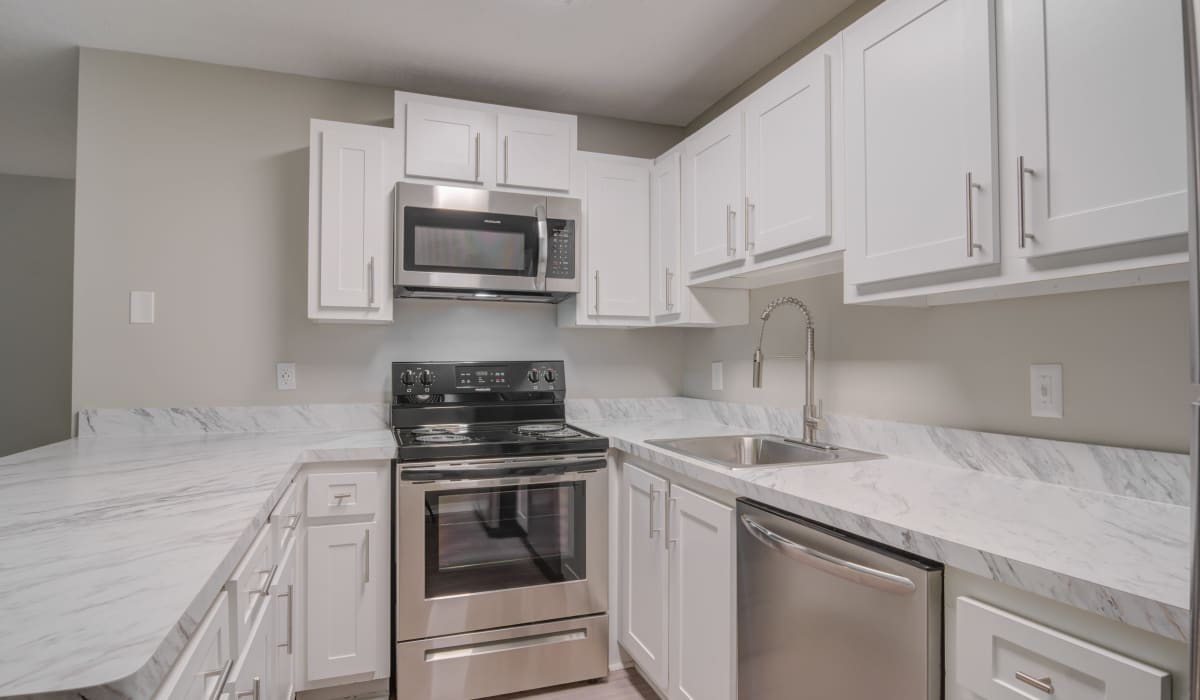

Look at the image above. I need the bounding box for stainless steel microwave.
[393,182,582,303]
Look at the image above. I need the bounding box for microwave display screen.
[413,226,526,271]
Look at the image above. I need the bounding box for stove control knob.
[543,368,557,384]
[400,370,416,386]
[527,369,541,383]
[419,370,434,386]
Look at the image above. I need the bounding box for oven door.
[395,457,607,641]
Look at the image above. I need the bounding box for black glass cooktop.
[393,421,609,462]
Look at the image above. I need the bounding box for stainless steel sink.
[644,434,885,469]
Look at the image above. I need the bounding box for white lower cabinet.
[304,522,378,681]
[229,599,272,700]
[153,593,233,700]
[618,462,735,699]
[956,597,1170,700]
[268,542,296,700]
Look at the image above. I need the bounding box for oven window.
[413,226,526,271]
[424,481,586,598]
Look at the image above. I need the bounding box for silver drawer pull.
[285,513,299,530]
[1015,671,1054,694]
[235,677,260,700]
[247,565,276,595]
[276,584,294,653]
[332,492,352,501]
[740,515,916,595]
[199,658,232,700]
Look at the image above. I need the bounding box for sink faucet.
[752,296,822,444]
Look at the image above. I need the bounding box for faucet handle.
[811,399,823,420]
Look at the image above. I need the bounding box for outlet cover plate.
[1030,364,1063,418]
[711,361,723,391]
[277,363,297,391]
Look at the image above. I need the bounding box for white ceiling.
[0,0,856,178]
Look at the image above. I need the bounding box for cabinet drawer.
[154,592,233,700]
[228,526,275,651]
[956,597,1170,699]
[306,471,377,519]
[268,480,300,557]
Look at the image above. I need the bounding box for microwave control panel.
[546,223,575,279]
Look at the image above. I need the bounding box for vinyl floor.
[488,668,659,700]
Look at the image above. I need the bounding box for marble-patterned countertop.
[575,417,1191,643]
[0,428,396,700]
[0,402,1190,700]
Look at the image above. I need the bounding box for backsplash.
[567,397,1191,505]
[77,403,387,437]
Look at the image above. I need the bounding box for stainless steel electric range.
[390,360,610,700]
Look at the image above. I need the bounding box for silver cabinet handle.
[593,270,600,314]
[199,658,232,700]
[739,515,917,595]
[965,171,983,257]
[745,195,755,252]
[247,565,276,596]
[664,268,674,311]
[474,133,481,182]
[1017,156,1035,249]
[285,513,299,530]
[276,583,293,653]
[367,256,375,306]
[503,135,509,184]
[363,528,370,584]
[725,204,735,256]
[333,492,352,501]
[235,677,260,700]
[648,487,660,538]
[666,496,679,548]
[1014,671,1054,694]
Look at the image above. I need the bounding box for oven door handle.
[534,203,549,291]
[400,456,607,482]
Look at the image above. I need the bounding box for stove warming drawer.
[395,614,608,700]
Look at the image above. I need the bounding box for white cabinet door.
[1009,0,1187,258]
[844,0,998,285]
[269,543,296,700]
[619,464,669,690]
[584,155,651,319]
[667,485,734,700]
[404,101,488,183]
[305,522,377,681]
[230,601,271,700]
[497,112,573,191]
[651,152,682,320]
[308,120,392,322]
[744,41,837,256]
[683,109,744,273]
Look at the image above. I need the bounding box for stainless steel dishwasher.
[737,499,943,700]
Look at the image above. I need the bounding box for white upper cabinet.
[403,101,489,184]
[307,120,395,324]
[584,154,651,319]
[683,108,745,273]
[651,151,683,320]
[843,0,999,286]
[1008,0,1188,258]
[497,111,574,191]
[744,39,838,257]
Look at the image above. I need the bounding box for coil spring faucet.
[752,296,823,445]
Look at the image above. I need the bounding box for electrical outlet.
[276,363,297,391]
[1030,364,1062,418]
[129,291,155,324]
[711,361,724,391]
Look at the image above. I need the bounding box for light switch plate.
[711,361,723,391]
[129,291,155,324]
[1030,364,1063,418]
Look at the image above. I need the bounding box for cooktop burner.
[414,433,470,443]
[536,428,581,439]
[515,423,566,434]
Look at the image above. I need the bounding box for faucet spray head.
[752,348,764,388]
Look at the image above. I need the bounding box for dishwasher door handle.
[740,514,917,595]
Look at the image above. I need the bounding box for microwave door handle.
[535,203,549,291]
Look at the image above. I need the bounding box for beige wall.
[682,275,1192,453]
[0,174,74,455]
[72,49,685,412]
[686,0,883,134]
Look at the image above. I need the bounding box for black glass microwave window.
[424,481,586,599]
[404,206,537,277]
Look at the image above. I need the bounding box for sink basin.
[644,434,885,469]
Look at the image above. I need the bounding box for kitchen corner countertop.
[0,428,396,700]
[575,418,1191,643]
